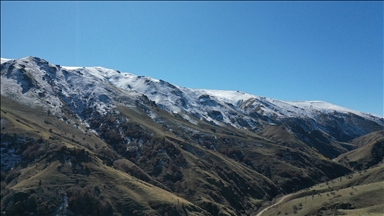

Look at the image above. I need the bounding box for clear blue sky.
[1,1,383,116]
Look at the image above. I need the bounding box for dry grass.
[1,96,108,151]
[260,163,384,216]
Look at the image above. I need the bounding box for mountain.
[2,56,382,158]
[1,56,383,215]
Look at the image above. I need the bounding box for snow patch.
[1,58,13,64]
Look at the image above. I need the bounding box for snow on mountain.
[1,56,383,139]
[1,57,64,115]
[1,56,142,121]
[1,58,12,64]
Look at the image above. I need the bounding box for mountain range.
[1,56,383,215]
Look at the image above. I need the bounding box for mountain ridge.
[2,56,382,149]
[1,56,382,123]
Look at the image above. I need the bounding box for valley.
[257,163,384,216]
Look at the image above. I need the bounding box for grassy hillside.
[259,163,384,216]
[335,130,384,170]
[1,94,375,216]
[350,130,384,147]
[1,96,207,215]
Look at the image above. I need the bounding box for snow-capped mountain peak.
[1,56,383,141]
